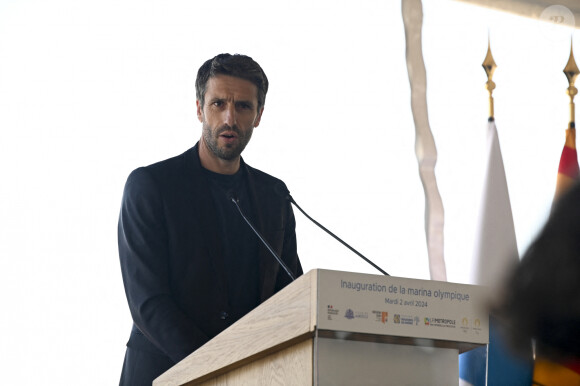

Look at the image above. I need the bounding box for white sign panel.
[316,270,488,344]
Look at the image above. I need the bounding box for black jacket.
[118,143,302,383]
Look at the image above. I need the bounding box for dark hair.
[492,181,580,362]
[195,53,269,112]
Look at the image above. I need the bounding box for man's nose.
[223,103,236,126]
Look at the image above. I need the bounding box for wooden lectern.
[154,269,488,385]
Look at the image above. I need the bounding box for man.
[118,53,302,385]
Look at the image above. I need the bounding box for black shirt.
[203,167,260,322]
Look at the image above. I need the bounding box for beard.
[202,121,253,161]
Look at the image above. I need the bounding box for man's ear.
[254,107,264,128]
[196,100,203,123]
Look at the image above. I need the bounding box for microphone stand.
[228,194,296,281]
[276,184,389,276]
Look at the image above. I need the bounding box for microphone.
[227,191,296,282]
[275,184,390,276]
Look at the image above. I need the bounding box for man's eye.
[212,101,223,107]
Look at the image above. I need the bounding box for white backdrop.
[0,0,577,383]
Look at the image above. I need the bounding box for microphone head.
[226,190,239,203]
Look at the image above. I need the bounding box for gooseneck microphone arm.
[227,192,296,282]
[276,184,390,276]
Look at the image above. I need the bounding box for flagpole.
[482,39,497,121]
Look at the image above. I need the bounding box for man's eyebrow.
[236,99,255,106]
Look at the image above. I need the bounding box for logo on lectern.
[394,313,414,325]
[460,317,471,333]
[326,305,339,320]
[372,311,388,323]
[425,317,456,328]
[344,308,355,320]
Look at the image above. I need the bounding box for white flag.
[462,119,532,386]
[471,119,518,289]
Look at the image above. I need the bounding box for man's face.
[197,75,263,161]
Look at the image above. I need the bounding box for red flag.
[555,125,579,200]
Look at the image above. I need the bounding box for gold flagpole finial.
[482,39,497,120]
[564,38,579,127]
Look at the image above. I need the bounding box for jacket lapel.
[243,163,280,301]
